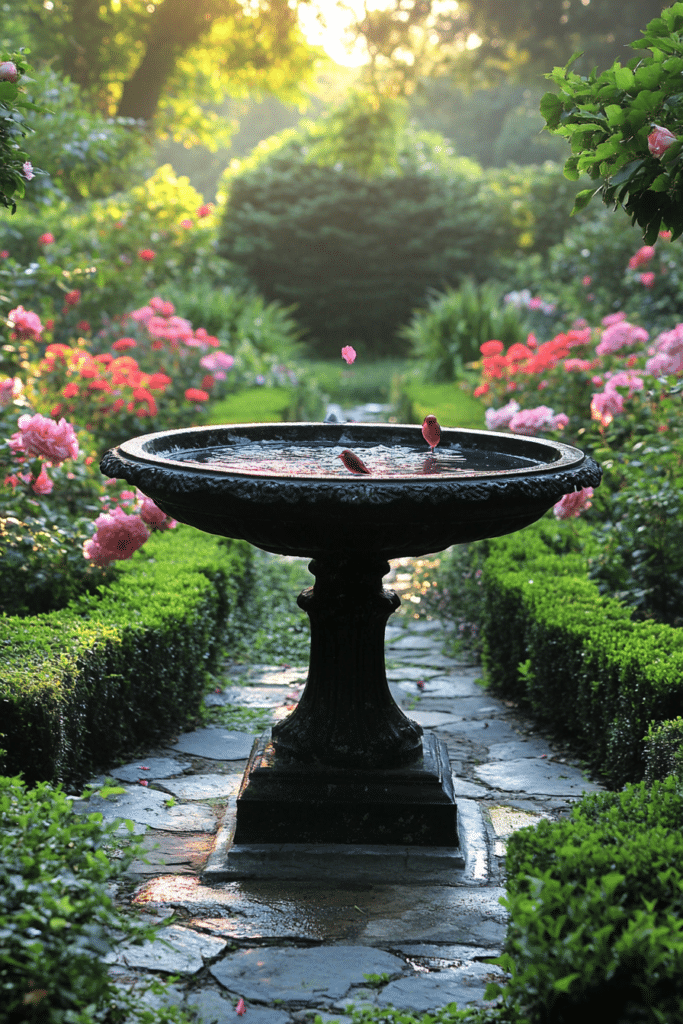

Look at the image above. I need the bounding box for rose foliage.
[541,3,683,242]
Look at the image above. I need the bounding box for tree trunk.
[116,0,216,122]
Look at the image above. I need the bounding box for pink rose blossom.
[8,305,43,342]
[31,466,53,495]
[139,494,176,530]
[644,323,683,376]
[590,390,624,426]
[648,125,677,157]
[604,371,644,398]
[596,320,649,356]
[22,161,34,181]
[199,351,234,380]
[601,312,627,327]
[341,346,357,365]
[640,271,656,289]
[83,506,150,566]
[485,400,520,431]
[0,61,18,83]
[149,297,175,316]
[645,351,682,376]
[38,232,54,245]
[508,406,568,435]
[628,245,656,270]
[9,413,79,465]
[553,487,594,520]
[0,376,23,404]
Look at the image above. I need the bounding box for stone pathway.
[78,559,605,1022]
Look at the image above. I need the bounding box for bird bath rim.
[107,421,588,482]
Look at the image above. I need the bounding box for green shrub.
[644,717,683,785]
[0,774,190,1023]
[399,280,529,381]
[217,132,501,358]
[158,280,302,360]
[476,517,683,786]
[23,68,151,203]
[588,474,683,626]
[494,777,683,1023]
[0,527,252,787]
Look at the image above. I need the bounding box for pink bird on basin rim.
[421,414,441,452]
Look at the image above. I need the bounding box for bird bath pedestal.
[101,423,600,876]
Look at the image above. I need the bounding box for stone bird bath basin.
[101,422,600,852]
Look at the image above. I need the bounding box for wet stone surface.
[209,946,407,1005]
[76,592,606,1020]
[172,728,256,761]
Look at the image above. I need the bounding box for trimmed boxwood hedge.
[494,777,683,1023]
[0,527,252,788]
[478,518,683,788]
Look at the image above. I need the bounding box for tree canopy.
[5,0,320,147]
[3,0,671,145]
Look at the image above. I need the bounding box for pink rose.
[628,245,655,270]
[31,466,53,495]
[640,271,656,289]
[22,161,34,181]
[0,61,18,83]
[604,370,644,398]
[83,506,150,566]
[10,413,79,465]
[648,125,677,158]
[0,377,23,405]
[508,406,567,436]
[596,321,649,356]
[553,487,594,520]
[8,305,43,342]
[590,390,624,426]
[139,494,176,530]
[485,400,520,431]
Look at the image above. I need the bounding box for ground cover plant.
[0,774,193,1024]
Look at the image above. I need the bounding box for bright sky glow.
[298,1,460,68]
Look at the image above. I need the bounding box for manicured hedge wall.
[479,518,683,787]
[0,528,252,788]
[495,777,683,1022]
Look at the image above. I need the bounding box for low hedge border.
[0,527,252,788]
[478,517,683,788]
[492,776,683,1022]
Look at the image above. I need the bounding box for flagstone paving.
[78,559,606,1022]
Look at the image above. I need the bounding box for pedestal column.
[271,555,423,768]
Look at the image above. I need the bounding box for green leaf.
[554,973,581,993]
[605,104,625,127]
[610,158,644,187]
[615,66,635,91]
[571,188,598,214]
[540,92,563,130]
[563,157,580,181]
[635,64,664,90]
[650,174,670,192]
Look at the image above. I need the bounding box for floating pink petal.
[341,346,357,365]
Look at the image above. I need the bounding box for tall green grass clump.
[400,280,528,382]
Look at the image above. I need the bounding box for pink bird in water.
[337,449,372,474]
[422,414,441,452]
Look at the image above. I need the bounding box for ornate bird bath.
[101,423,600,859]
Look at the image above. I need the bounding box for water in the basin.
[168,440,541,477]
